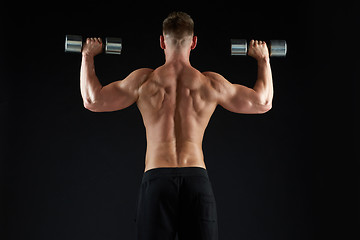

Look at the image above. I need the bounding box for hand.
[82,37,103,57]
[248,40,269,61]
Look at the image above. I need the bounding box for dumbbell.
[65,35,122,55]
[231,39,287,57]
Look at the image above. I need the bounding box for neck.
[164,49,191,65]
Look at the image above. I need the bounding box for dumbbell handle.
[231,39,287,57]
[65,35,122,55]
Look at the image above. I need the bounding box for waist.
[143,167,208,182]
[145,140,205,172]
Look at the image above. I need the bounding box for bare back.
[137,63,218,172]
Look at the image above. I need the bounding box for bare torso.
[137,62,218,172]
[81,38,272,173]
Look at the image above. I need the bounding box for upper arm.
[88,68,153,112]
[203,71,271,114]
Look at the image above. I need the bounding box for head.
[160,12,197,59]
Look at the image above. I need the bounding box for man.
[80,11,273,240]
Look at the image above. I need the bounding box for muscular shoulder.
[202,71,232,94]
[202,71,228,83]
[122,68,153,89]
[128,68,153,82]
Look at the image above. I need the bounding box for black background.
[1,1,358,239]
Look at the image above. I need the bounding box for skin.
[80,34,273,172]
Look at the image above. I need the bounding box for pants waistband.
[142,167,208,182]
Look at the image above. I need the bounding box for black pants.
[136,167,218,240]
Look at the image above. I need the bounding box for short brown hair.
[162,12,194,38]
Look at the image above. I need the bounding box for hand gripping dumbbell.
[65,35,122,55]
[230,39,287,57]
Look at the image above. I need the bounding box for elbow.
[256,92,273,113]
[83,101,96,112]
[257,100,272,113]
[83,99,101,112]
[261,102,272,113]
[252,96,272,113]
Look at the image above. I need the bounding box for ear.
[191,36,197,50]
[160,35,166,49]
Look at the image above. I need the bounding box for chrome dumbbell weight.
[230,39,287,57]
[65,35,122,55]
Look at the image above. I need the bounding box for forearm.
[253,58,273,106]
[80,55,103,105]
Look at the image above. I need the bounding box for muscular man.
[80,12,273,240]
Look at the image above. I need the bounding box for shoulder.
[202,71,230,87]
[128,68,154,79]
[118,68,154,91]
[202,71,232,91]
[202,71,224,80]
[124,68,153,84]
